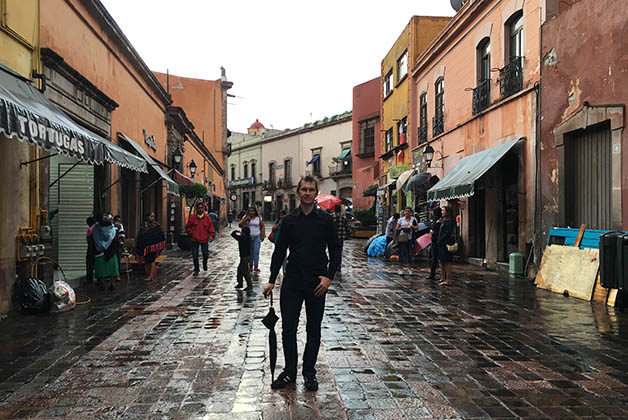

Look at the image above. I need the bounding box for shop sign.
[228,177,255,187]
[388,164,409,179]
[143,128,156,151]
[412,147,424,169]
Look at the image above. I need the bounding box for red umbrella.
[315,194,342,211]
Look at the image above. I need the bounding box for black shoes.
[271,372,295,389]
[193,270,199,277]
[304,375,318,391]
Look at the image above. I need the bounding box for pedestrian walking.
[186,202,216,276]
[396,207,418,276]
[113,215,125,278]
[263,175,341,391]
[227,211,234,228]
[231,227,252,290]
[209,209,219,234]
[136,212,166,282]
[438,206,455,285]
[85,216,96,285]
[385,213,400,247]
[239,206,265,272]
[91,213,122,291]
[270,210,287,275]
[331,205,351,273]
[427,207,442,280]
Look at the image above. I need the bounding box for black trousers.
[192,241,209,272]
[237,256,251,287]
[429,243,439,277]
[280,282,326,378]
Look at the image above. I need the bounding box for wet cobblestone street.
[2,234,628,419]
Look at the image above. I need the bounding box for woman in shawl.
[136,212,166,282]
[91,213,121,291]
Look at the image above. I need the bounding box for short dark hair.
[297,175,319,193]
[196,202,205,207]
[393,213,400,219]
[113,215,121,222]
[333,205,341,213]
[86,216,96,226]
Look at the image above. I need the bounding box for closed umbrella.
[315,194,342,211]
[262,292,279,382]
[396,169,415,192]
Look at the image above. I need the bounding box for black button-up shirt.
[269,207,341,287]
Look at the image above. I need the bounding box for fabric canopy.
[427,139,521,201]
[0,68,146,173]
[336,148,351,160]
[306,154,320,166]
[120,133,180,196]
[172,169,192,185]
[396,169,415,192]
[404,172,431,193]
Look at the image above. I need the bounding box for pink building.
[352,78,381,210]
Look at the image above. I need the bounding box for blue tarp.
[367,235,388,257]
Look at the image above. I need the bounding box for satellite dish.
[451,0,464,11]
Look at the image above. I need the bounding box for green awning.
[427,139,521,201]
[336,148,351,160]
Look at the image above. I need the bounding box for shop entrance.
[468,188,486,258]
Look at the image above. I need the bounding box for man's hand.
[263,282,274,297]
[314,276,331,297]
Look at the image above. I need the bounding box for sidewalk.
[1,237,628,419]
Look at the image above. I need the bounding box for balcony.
[499,57,523,99]
[432,114,444,137]
[472,78,491,115]
[277,178,293,189]
[418,125,427,144]
[263,180,276,191]
[329,162,352,179]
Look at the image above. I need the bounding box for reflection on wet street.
[1,236,628,419]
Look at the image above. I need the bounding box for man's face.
[297,181,317,205]
[197,205,205,214]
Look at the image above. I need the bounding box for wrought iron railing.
[432,114,444,137]
[472,78,491,115]
[359,143,375,155]
[499,57,523,99]
[418,125,428,144]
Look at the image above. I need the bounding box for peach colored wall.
[40,0,170,227]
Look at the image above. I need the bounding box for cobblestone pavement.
[2,233,628,419]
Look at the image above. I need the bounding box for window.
[269,162,276,184]
[385,128,393,151]
[397,117,407,145]
[478,39,491,83]
[313,154,321,177]
[419,93,428,144]
[251,191,256,206]
[397,50,408,81]
[508,13,523,62]
[284,159,291,184]
[433,78,445,136]
[250,162,256,181]
[243,163,248,179]
[384,70,393,97]
[231,166,236,180]
[359,119,375,155]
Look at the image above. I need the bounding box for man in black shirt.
[263,175,341,391]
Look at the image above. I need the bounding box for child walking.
[231,226,252,290]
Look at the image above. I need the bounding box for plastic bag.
[49,280,76,312]
[14,277,51,314]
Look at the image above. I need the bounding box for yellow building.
[0,0,41,312]
[379,16,450,214]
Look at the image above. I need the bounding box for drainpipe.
[533,7,544,271]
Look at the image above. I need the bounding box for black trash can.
[599,231,622,289]
[618,233,628,291]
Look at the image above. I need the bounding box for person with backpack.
[231,226,252,290]
[396,207,418,276]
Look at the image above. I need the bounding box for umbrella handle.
[269,291,273,308]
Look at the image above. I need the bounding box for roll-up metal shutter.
[566,121,612,229]
[57,163,94,274]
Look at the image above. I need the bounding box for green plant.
[179,182,208,199]
[354,206,376,226]
[362,184,378,197]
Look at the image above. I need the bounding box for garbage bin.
[509,252,524,277]
[618,233,628,291]
[599,231,622,289]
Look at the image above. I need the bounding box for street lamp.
[172,148,182,165]
[423,144,435,167]
[188,159,197,178]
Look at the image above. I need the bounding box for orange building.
[411,0,547,270]
[154,71,232,223]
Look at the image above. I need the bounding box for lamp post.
[173,148,182,168]
[423,144,435,168]
[188,159,197,179]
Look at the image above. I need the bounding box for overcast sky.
[101,0,455,133]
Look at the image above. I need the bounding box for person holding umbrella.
[263,175,341,391]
